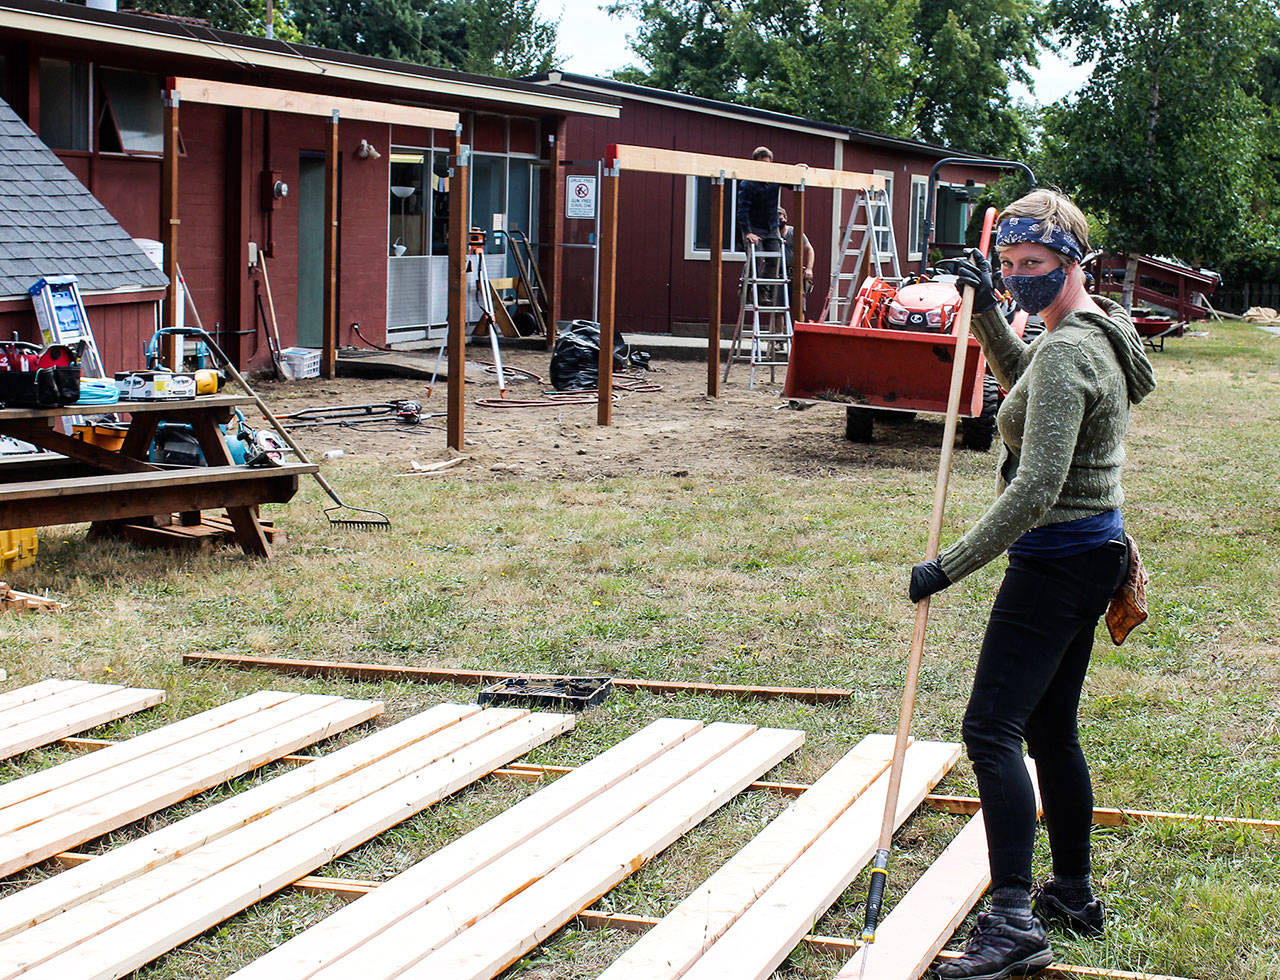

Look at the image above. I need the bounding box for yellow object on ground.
[0,528,37,573]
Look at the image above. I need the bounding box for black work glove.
[932,248,999,314]
[909,558,951,603]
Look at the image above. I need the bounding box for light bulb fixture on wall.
[358,139,381,160]
[390,185,416,257]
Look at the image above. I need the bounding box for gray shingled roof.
[0,97,169,301]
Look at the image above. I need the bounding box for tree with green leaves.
[119,0,302,40]
[127,0,557,77]
[1041,0,1279,278]
[609,0,1044,156]
[908,0,1043,155]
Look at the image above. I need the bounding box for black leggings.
[963,539,1129,892]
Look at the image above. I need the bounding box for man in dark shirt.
[736,146,783,305]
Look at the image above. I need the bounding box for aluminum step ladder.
[820,187,901,325]
[723,239,793,387]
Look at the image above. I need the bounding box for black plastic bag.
[549,320,650,391]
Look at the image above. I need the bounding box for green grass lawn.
[3,319,1279,978]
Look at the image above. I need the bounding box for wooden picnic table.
[0,395,316,557]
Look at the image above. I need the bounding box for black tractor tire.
[845,406,875,442]
[1021,314,1046,344]
[960,375,1000,452]
[513,311,540,336]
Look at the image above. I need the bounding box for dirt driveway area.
[256,345,950,482]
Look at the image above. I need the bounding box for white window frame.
[908,174,929,263]
[874,169,894,260]
[684,175,747,262]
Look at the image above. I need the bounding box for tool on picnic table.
[156,325,391,530]
[856,206,998,978]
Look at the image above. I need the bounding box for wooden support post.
[161,80,181,371]
[545,123,565,351]
[447,137,470,451]
[321,110,339,379]
[791,184,805,325]
[707,176,723,398]
[597,158,620,426]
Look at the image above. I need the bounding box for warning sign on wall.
[565,176,597,219]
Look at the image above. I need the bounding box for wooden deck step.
[0,680,164,761]
[0,690,382,878]
[599,733,898,979]
[233,721,803,980]
[0,705,572,980]
[676,740,961,980]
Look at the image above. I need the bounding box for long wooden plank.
[4,709,573,980]
[0,707,527,972]
[600,734,897,980]
[0,693,356,832]
[0,685,165,761]
[572,911,1198,980]
[0,679,80,712]
[0,680,92,731]
[297,723,763,980]
[609,143,886,192]
[232,718,706,979]
[0,690,297,813]
[172,77,459,131]
[399,727,805,980]
[676,740,960,980]
[0,704,476,942]
[835,759,1041,980]
[186,652,854,704]
[0,684,120,739]
[835,811,989,980]
[0,693,382,878]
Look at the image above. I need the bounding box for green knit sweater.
[938,296,1156,583]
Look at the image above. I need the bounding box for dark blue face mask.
[1004,265,1068,315]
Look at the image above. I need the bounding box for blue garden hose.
[75,380,120,406]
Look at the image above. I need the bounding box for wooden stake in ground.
[857,207,998,964]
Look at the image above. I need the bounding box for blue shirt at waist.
[1008,509,1124,559]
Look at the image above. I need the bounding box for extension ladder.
[820,187,901,325]
[723,239,793,387]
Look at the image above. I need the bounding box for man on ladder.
[736,146,783,304]
[725,147,795,387]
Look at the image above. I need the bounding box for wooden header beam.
[606,143,886,192]
[171,77,459,131]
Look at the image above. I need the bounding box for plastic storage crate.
[279,347,321,380]
[0,528,37,574]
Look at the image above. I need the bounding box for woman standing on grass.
[908,189,1156,980]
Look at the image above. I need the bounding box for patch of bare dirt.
[253,347,947,482]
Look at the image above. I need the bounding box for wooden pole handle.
[869,205,999,891]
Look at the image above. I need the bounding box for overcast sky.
[536,0,1091,106]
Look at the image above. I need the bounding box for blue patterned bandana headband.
[995,217,1084,264]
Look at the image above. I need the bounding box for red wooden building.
[0,0,1013,371]
[532,73,1009,336]
[0,0,618,372]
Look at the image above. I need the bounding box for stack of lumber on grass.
[0,679,164,762]
[0,704,572,980]
[833,759,1039,980]
[598,737,960,980]
[230,719,804,979]
[0,690,382,878]
[0,583,63,613]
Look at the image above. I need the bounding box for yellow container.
[0,528,37,574]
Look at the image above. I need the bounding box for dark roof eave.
[0,0,620,117]
[527,71,1021,164]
